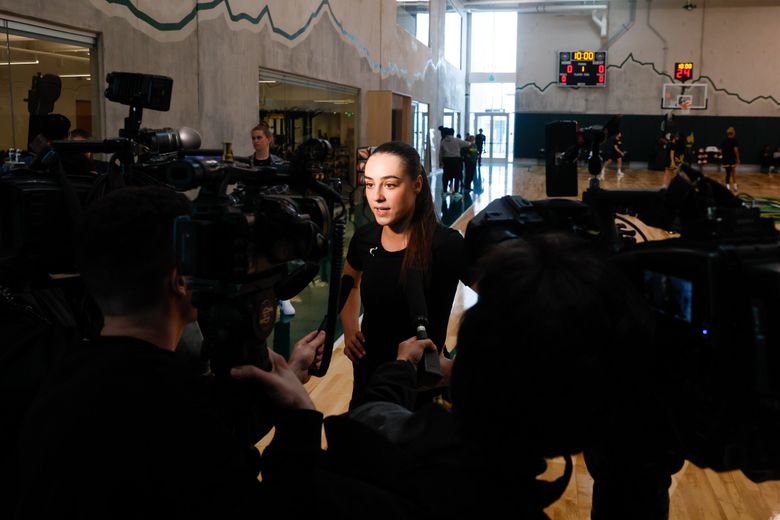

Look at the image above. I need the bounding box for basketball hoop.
[662,84,708,111]
[677,95,693,114]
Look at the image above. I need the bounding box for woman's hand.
[344,328,366,363]
[340,261,365,364]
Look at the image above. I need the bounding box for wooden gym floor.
[276,163,780,520]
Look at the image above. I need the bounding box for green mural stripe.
[104,0,387,71]
[102,0,444,82]
[106,0,200,31]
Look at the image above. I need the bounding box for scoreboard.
[558,51,607,87]
[674,62,694,81]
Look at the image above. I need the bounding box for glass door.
[490,114,508,160]
[474,112,509,162]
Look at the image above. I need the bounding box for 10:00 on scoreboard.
[558,51,607,87]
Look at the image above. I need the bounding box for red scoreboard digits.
[558,51,607,87]
[675,62,694,81]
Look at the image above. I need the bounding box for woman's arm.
[448,230,478,291]
[340,260,366,363]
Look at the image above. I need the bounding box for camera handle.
[119,101,144,141]
[308,220,345,377]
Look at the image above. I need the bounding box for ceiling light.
[683,2,696,10]
[2,59,40,66]
[313,99,354,104]
[258,80,277,84]
[60,73,91,78]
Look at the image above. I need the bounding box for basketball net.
[678,97,692,115]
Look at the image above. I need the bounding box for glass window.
[470,12,517,73]
[442,108,460,135]
[444,2,461,68]
[0,17,98,152]
[397,1,429,46]
[411,100,428,162]
[468,82,515,113]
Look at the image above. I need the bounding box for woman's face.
[364,152,421,229]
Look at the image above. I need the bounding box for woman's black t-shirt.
[721,137,738,165]
[346,222,469,396]
[611,136,623,159]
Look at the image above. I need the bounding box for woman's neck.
[382,222,411,252]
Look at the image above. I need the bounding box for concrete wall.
[0,0,467,156]
[516,1,780,117]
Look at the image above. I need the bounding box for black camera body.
[465,164,780,481]
[105,72,172,112]
[1,72,344,376]
[166,159,336,374]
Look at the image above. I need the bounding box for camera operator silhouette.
[15,186,330,518]
[326,233,682,519]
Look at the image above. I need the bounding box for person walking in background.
[475,128,486,166]
[662,133,685,188]
[600,131,625,179]
[721,127,740,192]
[439,127,470,199]
[462,135,479,193]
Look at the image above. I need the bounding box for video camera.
[466,119,780,483]
[0,72,344,377]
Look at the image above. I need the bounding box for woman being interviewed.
[341,141,469,407]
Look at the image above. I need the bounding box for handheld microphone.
[406,269,442,386]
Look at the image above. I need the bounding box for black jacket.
[15,335,323,519]
[325,361,566,519]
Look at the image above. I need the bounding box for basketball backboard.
[662,83,708,110]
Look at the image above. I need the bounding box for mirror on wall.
[258,68,358,182]
[1,17,98,151]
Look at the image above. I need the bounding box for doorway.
[473,112,509,162]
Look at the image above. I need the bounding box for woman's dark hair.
[371,141,438,279]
